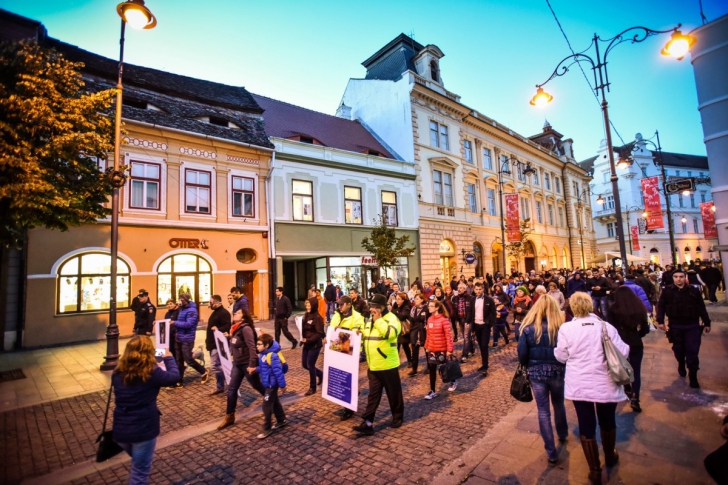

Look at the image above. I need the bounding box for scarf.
[513,295,531,306]
[457,295,467,319]
[230,321,242,336]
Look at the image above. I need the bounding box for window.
[548,204,554,225]
[517,164,526,182]
[558,207,564,227]
[483,148,493,170]
[57,252,131,314]
[292,180,313,221]
[687,171,692,177]
[344,186,362,224]
[675,170,681,177]
[157,253,212,306]
[129,161,160,209]
[520,197,531,220]
[464,140,473,163]
[535,201,543,223]
[185,169,211,213]
[605,195,615,209]
[555,177,561,193]
[573,180,580,196]
[381,191,398,226]
[533,168,540,186]
[681,219,688,233]
[603,172,609,183]
[640,166,648,177]
[429,121,449,150]
[430,60,440,82]
[231,176,254,217]
[607,222,615,237]
[487,189,496,216]
[699,172,705,178]
[690,193,695,208]
[433,170,453,207]
[467,183,477,213]
[544,173,551,190]
[701,192,706,203]
[693,218,699,233]
[678,194,684,208]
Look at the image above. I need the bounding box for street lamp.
[530,24,690,274]
[101,0,157,371]
[574,187,591,268]
[496,155,535,274]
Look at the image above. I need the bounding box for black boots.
[678,361,687,377]
[600,428,619,467]
[580,436,602,484]
[688,369,700,388]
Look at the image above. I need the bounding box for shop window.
[292,180,313,221]
[232,176,254,217]
[236,248,257,264]
[381,191,398,226]
[344,186,362,224]
[185,169,211,213]
[157,254,212,306]
[57,252,131,314]
[129,161,160,210]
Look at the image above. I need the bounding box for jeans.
[531,377,568,461]
[262,386,286,430]
[209,349,225,391]
[572,400,617,439]
[592,295,609,319]
[301,345,323,390]
[226,364,265,414]
[326,301,336,322]
[119,438,157,485]
[175,340,206,384]
[628,346,644,400]
[462,323,473,357]
[513,321,522,341]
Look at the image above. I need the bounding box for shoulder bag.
[95,380,124,462]
[510,364,533,402]
[600,319,634,386]
[438,355,463,383]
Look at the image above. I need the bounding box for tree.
[504,219,533,263]
[360,214,415,269]
[0,41,115,248]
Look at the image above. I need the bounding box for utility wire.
[545,0,626,147]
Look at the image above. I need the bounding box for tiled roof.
[252,94,395,159]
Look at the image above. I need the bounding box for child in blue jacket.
[255,333,287,439]
[492,296,510,347]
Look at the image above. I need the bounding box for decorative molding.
[226,154,260,165]
[123,137,168,151]
[180,146,217,159]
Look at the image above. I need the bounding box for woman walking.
[423,299,456,398]
[112,336,180,484]
[408,293,428,377]
[547,282,566,310]
[555,292,630,484]
[301,297,325,396]
[608,286,649,412]
[512,286,532,341]
[441,285,457,341]
[517,295,567,465]
[392,293,413,367]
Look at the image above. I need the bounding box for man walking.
[330,295,365,421]
[471,282,496,375]
[587,268,612,319]
[206,295,231,395]
[171,293,208,388]
[323,279,337,323]
[274,287,297,349]
[700,262,723,304]
[657,269,711,388]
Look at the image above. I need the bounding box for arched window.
[650,248,659,253]
[430,60,440,83]
[157,254,212,306]
[58,252,131,314]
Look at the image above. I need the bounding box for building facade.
[339,35,596,282]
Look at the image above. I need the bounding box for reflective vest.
[329,309,365,332]
[362,311,401,371]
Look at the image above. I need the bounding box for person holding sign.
[205,295,231,395]
[352,294,404,436]
[301,298,325,396]
[329,296,365,421]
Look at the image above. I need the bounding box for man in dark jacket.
[231,286,249,314]
[453,282,476,363]
[274,287,297,349]
[700,262,723,304]
[586,269,612,319]
[471,282,496,375]
[657,269,711,388]
[206,295,232,395]
[566,271,587,298]
[634,268,655,304]
[349,288,370,318]
[323,279,337,322]
[171,293,207,388]
[133,290,156,336]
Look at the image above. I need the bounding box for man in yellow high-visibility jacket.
[329,296,365,421]
[352,294,404,435]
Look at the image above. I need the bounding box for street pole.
[656,131,677,265]
[498,169,507,276]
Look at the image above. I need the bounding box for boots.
[217,413,235,430]
[688,369,700,388]
[677,361,687,377]
[600,428,619,467]
[580,435,602,484]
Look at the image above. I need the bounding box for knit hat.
[516,285,530,296]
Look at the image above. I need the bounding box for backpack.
[265,351,289,374]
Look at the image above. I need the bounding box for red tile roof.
[252,94,395,159]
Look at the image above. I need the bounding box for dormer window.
[122,97,147,110]
[209,116,228,127]
[366,149,383,156]
[287,135,324,146]
[430,60,440,83]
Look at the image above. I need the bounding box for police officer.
[352,294,404,435]
[134,290,156,336]
[330,295,365,421]
[656,268,711,388]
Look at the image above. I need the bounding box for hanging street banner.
[322,327,362,411]
[631,226,640,252]
[701,202,718,239]
[505,194,521,242]
[213,329,233,385]
[641,177,664,230]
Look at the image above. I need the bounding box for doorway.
[236,271,256,317]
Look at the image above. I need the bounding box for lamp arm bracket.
[536,54,596,88]
[601,25,681,61]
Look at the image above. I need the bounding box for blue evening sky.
[3,0,726,160]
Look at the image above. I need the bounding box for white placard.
[154,319,171,349]
[213,329,233,385]
[322,327,362,411]
[294,315,303,341]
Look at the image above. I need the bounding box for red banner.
[631,226,640,251]
[641,177,664,230]
[700,202,717,238]
[505,194,521,242]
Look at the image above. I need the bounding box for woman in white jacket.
[554,292,630,485]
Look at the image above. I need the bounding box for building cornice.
[274,151,417,180]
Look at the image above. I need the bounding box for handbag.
[96,380,124,462]
[600,319,635,386]
[400,318,411,336]
[438,355,463,383]
[510,364,533,402]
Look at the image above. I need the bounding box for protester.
[518,294,567,465]
[205,295,231,396]
[329,296,365,421]
[423,299,456,398]
[301,297,325,396]
[442,285,458,340]
[254,333,288,439]
[512,286,532,342]
[163,299,180,366]
[171,293,207,388]
[324,279,337,323]
[112,336,179,485]
[555,292,630,485]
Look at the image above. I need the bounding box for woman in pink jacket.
[423,299,456,399]
[555,292,630,485]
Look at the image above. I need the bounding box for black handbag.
[96,380,124,462]
[438,356,463,383]
[510,365,533,402]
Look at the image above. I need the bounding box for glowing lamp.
[529,87,553,107]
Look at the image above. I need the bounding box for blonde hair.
[520,294,564,345]
[116,336,157,386]
[569,291,593,317]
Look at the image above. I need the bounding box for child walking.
[492,296,510,347]
[255,334,287,439]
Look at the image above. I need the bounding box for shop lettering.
[361,256,378,266]
[169,238,209,249]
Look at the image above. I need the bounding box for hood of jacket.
[307,297,319,313]
[260,340,282,356]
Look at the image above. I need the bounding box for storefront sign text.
[169,238,209,249]
[361,256,378,266]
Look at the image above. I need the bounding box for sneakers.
[460,357,468,363]
[200,372,210,385]
[256,428,275,439]
[424,390,439,400]
[448,381,458,392]
[272,420,288,430]
[352,422,374,435]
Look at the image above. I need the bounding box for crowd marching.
[110,260,723,485]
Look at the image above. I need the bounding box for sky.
[3,0,726,161]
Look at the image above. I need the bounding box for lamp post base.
[100,325,120,370]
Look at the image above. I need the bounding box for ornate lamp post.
[530,25,693,273]
[496,156,535,274]
[101,0,157,371]
[573,187,593,268]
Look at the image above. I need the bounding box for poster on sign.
[631,226,640,252]
[505,194,521,241]
[700,202,717,238]
[213,330,233,385]
[641,177,664,230]
[322,327,362,411]
[154,319,171,349]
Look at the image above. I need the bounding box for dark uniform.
[656,281,710,387]
[134,300,156,335]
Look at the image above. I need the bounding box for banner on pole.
[505,194,521,242]
[701,202,717,239]
[322,327,362,411]
[213,329,233,385]
[631,226,640,252]
[641,177,664,230]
